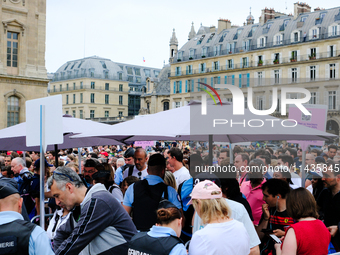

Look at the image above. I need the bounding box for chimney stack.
[294,2,311,19]
[217,19,231,33]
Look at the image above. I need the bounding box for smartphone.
[261,229,274,234]
[269,234,282,244]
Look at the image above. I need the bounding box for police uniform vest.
[128,231,182,255]
[0,219,36,255]
[132,179,168,231]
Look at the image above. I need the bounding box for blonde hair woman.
[188,180,250,255]
[164,170,177,191]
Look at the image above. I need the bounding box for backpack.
[121,164,135,177]
[19,173,36,219]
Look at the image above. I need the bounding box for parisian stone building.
[0,0,49,128]
[49,56,161,123]
[165,3,340,138]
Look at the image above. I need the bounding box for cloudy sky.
[46,0,340,73]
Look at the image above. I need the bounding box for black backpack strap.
[163,183,168,200]
[128,165,134,176]
[177,181,185,209]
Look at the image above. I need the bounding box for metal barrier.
[30,213,54,223]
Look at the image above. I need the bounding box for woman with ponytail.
[128,200,187,255]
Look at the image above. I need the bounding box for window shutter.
[254,72,258,86]
[324,91,327,105]
[271,53,274,62]
[247,73,250,87]
[185,80,188,93]
[306,67,310,80]
[288,68,292,83]
[232,75,235,85]
[297,67,300,81]
[212,62,214,71]
[279,53,282,64]
[192,80,194,92]
[186,65,188,74]
[336,63,339,79]
[240,58,243,68]
[327,45,330,57]
[246,57,249,67]
[225,76,227,84]
[232,59,234,69]
[316,65,319,80]
[218,76,220,84]
[239,74,242,88]
[270,70,274,85]
[316,47,319,59]
[328,26,332,37]
[173,82,176,94]
[211,77,214,87]
[179,81,182,93]
[263,55,266,66]
[297,50,300,61]
[316,92,319,104]
[203,63,206,72]
[204,78,207,84]
[217,61,220,71]
[279,70,282,84]
[326,64,330,79]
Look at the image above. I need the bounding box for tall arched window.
[7,96,19,127]
[163,101,169,111]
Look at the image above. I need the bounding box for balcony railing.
[86,116,134,123]
[172,32,340,64]
[48,85,130,93]
[52,72,139,83]
[169,50,339,77]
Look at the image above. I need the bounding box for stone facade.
[0,0,49,128]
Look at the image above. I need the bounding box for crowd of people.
[0,141,339,254]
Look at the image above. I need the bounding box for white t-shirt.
[193,198,260,249]
[189,219,250,255]
[122,165,148,180]
[173,166,191,188]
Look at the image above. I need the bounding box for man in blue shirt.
[123,153,182,231]
[0,183,54,255]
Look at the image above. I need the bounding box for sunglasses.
[53,171,74,182]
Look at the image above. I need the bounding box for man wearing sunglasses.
[48,166,137,255]
[115,147,135,185]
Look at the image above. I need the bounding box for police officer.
[0,183,54,255]
[128,200,186,255]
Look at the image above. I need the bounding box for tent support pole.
[54,144,58,167]
[209,135,213,166]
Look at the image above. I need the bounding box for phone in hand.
[261,229,274,234]
[269,234,282,244]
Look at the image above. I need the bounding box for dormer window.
[274,33,283,45]
[189,49,195,59]
[207,33,215,43]
[177,51,183,61]
[201,47,207,57]
[197,35,205,45]
[219,32,227,42]
[301,16,308,22]
[100,61,107,69]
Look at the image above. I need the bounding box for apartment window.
[154,71,160,77]
[330,46,335,57]
[177,51,183,60]
[228,60,233,69]
[53,86,56,92]
[331,25,337,36]
[79,110,83,119]
[104,94,109,104]
[242,58,248,68]
[135,68,141,76]
[312,28,318,38]
[90,93,95,103]
[90,110,95,118]
[105,83,109,90]
[258,72,263,86]
[201,47,207,57]
[73,83,76,90]
[144,69,150,76]
[66,95,69,104]
[292,68,297,83]
[163,102,169,111]
[80,82,83,89]
[60,84,62,91]
[105,111,109,118]
[213,77,219,87]
[119,84,123,91]
[309,92,316,104]
[73,94,76,104]
[258,97,264,110]
[291,50,297,61]
[187,65,192,74]
[241,74,247,88]
[90,82,95,89]
[127,67,133,75]
[189,49,195,58]
[175,102,181,108]
[214,45,221,56]
[118,111,123,117]
[66,84,69,91]
[119,95,123,105]
[188,80,192,92]
[330,64,336,79]
[72,110,76,118]
[7,32,18,74]
[274,70,280,84]
[294,32,299,42]
[213,61,219,71]
[310,66,316,80]
[259,37,265,47]
[175,81,180,93]
[310,48,316,58]
[127,76,133,82]
[136,77,141,83]
[7,96,19,127]
[65,111,69,115]
[118,73,123,80]
[275,35,282,45]
[274,53,280,64]
[80,93,83,103]
[258,55,263,66]
[328,91,336,110]
[90,69,94,77]
[200,63,206,73]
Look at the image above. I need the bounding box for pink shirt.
[240,179,266,225]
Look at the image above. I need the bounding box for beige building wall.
[0,0,49,128]
[50,78,129,119]
[169,38,340,136]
